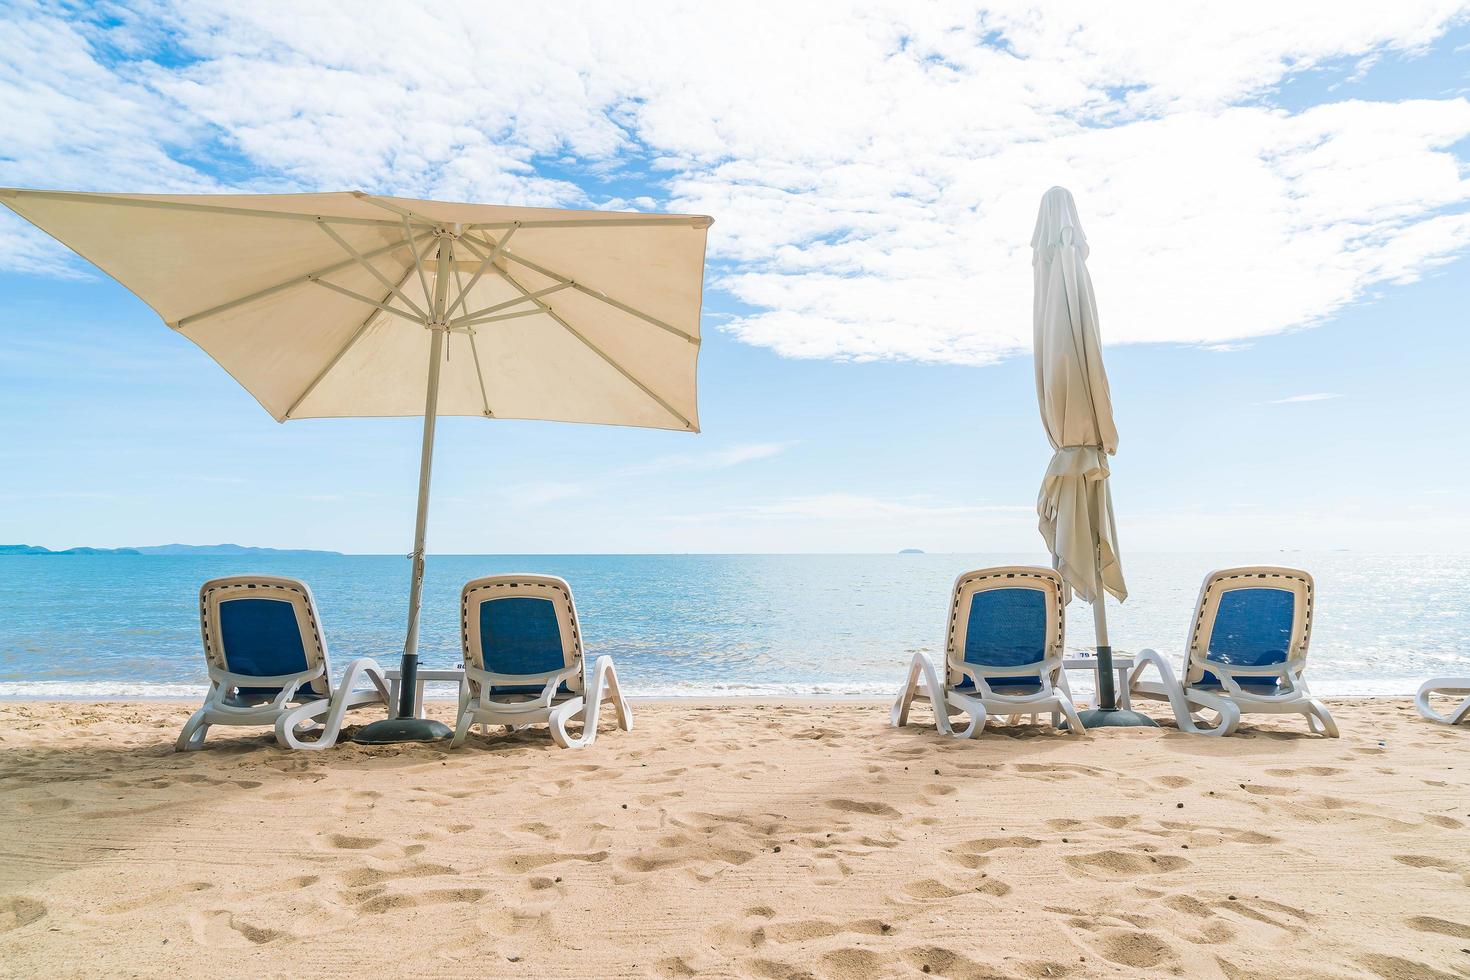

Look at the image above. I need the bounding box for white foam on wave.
[0,677,1420,700]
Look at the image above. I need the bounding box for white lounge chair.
[1417,678,1470,726]
[451,574,632,749]
[176,575,390,751]
[892,566,1084,738]
[1128,566,1337,737]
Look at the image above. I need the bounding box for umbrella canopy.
[1032,186,1125,606]
[0,189,707,430]
[1,187,711,738]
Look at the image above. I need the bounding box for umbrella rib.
[485,262,694,431]
[495,247,698,344]
[447,282,571,328]
[456,308,545,328]
[308,276,424,326]
[464,331,495,419]
[452,265,495,418]
[316,219,429,321]
[171,233,428,329]
[443,223,519,321]
[0,188,402,226]
[351,192,444,229]
[284,264,420,420]
[401,216,434,313]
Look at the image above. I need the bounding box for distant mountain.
[898,548,925,554]
[0,544,142,556]
[1,543,342,557]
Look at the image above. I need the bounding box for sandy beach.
[1,698,1467,979]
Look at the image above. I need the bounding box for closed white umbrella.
[2,187,711,741]
[1031,186,1153,727]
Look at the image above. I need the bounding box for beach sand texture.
[1,699,1468,978]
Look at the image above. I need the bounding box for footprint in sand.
[825,798,900,817]
[1064,849,1190,878]
[325,833,383,851]
[188,909,284,947]
[501,850,609,873]
[1264,766,1345,777]
[900,878,966,900]
[1406,915,1470,939]
[338,862,454,888]
[1093,929,1177,969]
[819,948,883,975]
[899,945,987,976]
[0,897,46,933]
[1393,854,1458,872]
[763,918,887,943]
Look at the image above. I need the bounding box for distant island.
[898,548,925,554]
[0,543,343,557]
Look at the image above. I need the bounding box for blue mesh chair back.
[957,587,1047,692]
[218,597,321,701]
[480,596,573,695]
[1198,587,1295,692]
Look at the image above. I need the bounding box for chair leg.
[892,653,952,736]
[548,696,591,749]
[175,703,213,752]
[275,699,337,750]
[450,702,476,748]
[590,656,632,733]
[952,703,987,739]
[1057,697,1086,736]
[1130,649,1214,734]
[1306,699,1338,738]
[1416,680,1470,725]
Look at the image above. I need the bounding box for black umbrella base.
[352,716,452,744]
[1075,707,1159,729]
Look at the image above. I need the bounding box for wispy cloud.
[1263,392,1343,404]
[620,441,795,478]
[672,493,1031,524]
[501,442,795,505]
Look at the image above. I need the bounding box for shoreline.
[0,691,1431,704]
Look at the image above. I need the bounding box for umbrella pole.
[354,232,455,744]
[1075,536,1157,729]
[1092,578,1117,710]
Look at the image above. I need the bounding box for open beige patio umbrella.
[1031,186,1153,727]
[0,187,711,741]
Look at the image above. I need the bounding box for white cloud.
[498,442,794,506]
[674,493,1030,523]
[2,1,1469,366]
[620,441,795,477]
[1263,392,1343,404]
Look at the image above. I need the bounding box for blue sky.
[2,3,1469,554]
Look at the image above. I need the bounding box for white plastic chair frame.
[892,566,1084,738]
[1128,566,1337,737]
[1416,678,1470,726]
[452,574,631,749]
[176,576,390,751]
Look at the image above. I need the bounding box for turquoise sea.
[0,552,1465,699]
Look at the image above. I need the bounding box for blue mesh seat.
[1196,587,1294,692]
[479,596,575,696]
[960,587,1047,689]
[217,596,328,702]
